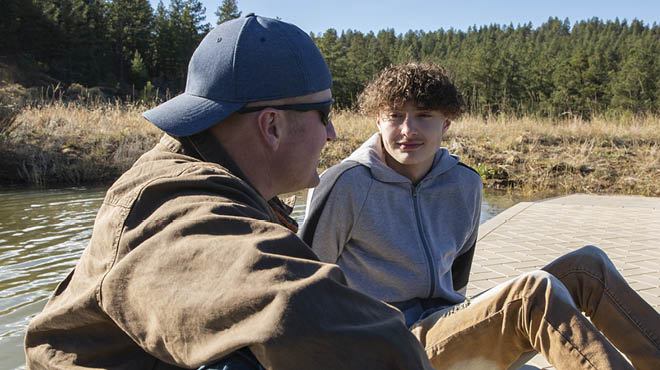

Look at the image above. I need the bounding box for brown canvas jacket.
[24,133,433,370]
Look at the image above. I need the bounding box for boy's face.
[377,102,451,181]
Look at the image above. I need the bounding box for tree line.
[2,0,659,118]
[2,0,211,95]
[314,18,660,117]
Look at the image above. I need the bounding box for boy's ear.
[442,119,452,135]
[256,109,282,151]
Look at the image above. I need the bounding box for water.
[0,188,106,369]
[0,187,542,369]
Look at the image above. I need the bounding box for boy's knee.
[545,245,613,276]
[518,270,557,292]
[573,245,611,268]
[519,271,573,303]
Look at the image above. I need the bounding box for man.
[24,15,434,369]
[300,62,660,369]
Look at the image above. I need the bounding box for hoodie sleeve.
[299,162,366,263]
[451,165,483,294]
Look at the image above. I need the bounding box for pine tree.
[150,1,175,82]
[168,0,210,88]
[215,0,241,25]
[610,36,656,112]
[106,0,154,85]
[0,0,43,57]
[26,0,109,85]
[314,29,351,107]
[130,50,148,89]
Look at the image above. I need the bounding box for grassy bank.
[2,102,659,196]
[451,114,660,196]
[322,111,660,197]
[0,101,161,186]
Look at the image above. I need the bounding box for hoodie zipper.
[412,184,436,298]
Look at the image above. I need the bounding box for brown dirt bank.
[2,104,659,197]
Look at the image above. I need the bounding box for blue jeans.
[198,348,264,370]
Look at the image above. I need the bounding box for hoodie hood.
[345,133,459,184]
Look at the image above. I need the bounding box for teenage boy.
[300,63,660,370]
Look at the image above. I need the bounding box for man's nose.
[326,120,337,141]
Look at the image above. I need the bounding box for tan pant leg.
[411,271,633,370]
[542,245,660,370]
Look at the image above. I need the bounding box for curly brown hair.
[357,63,465,119]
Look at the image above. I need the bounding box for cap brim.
[142,93,244,136]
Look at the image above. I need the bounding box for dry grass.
[1,101,160,186]
[325,112,660,196]
[3,101,659,196]
[319,110,375,170]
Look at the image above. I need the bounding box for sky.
[149,0,660,35]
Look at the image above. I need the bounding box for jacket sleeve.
[99,184,432,369]
[299,162,366,264]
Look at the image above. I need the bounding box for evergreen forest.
[2,0,660,118]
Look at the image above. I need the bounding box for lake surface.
[0,187,546,369]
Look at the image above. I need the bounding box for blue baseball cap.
[143,14,332,136]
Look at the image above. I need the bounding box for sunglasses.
[237,99,334,126]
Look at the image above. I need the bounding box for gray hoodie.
[300,133,482,311]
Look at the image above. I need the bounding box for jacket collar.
[159,133,298,226]
[184,132,251,183]
[159,131,257,189]
[345,133,459,185]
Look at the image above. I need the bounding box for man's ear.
[256,109,283,151]
[442,119,452,135]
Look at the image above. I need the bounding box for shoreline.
[2,104,659,197]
